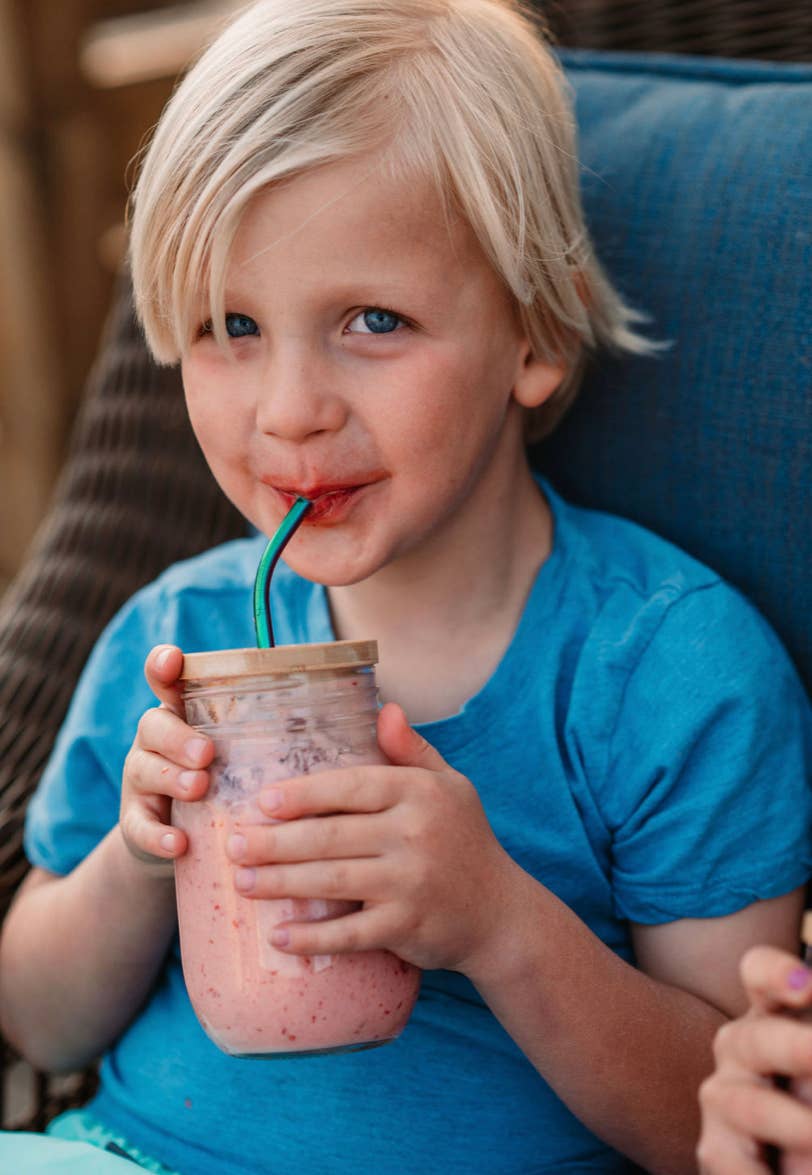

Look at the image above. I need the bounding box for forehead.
[228,153,488,290]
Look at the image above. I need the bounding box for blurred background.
[0,0,241,595]
[2,0,811,595]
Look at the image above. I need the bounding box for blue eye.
[225,313,259,338]
[347,308,402,335]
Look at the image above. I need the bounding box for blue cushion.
[533,51,812,693]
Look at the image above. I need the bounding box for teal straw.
[253,497,312,647]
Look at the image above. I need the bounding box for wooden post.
[0,0,64,589]
[80,0,242,89]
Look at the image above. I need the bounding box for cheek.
[382,349,508,460]
[182,360,215,435]
[182,363,249,459]
[383,351,460,428]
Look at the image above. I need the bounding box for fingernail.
[271,928,290,947]
[235,867,255,892]
[178,771,198,793]
[160,832,176,853]
[788,967,812,990]
[227,834,246,860]
[155,647,173,671]
[261,788,283,813]
[184,738,209,765]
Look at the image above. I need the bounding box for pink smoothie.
[173,650,420,1057]
[174,799,420,1057]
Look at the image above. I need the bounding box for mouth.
[267,475,385,525]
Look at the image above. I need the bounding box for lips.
[267,475,385,525]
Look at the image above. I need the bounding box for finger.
[227,813,385,866]
[701,1073,812,1152]
[741,946,812,1014]
[233,857,384,903]
[144,645,186,714]
[376,702,448,772]
[120,797,187,863]
[715,1015,812,1079]
[697,1119,769,1175]
[135,707,214,771]
[127,747,210,803]
[269,904,394,957]
[258,765,401,819]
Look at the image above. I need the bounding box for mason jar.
[173,640,420,1058]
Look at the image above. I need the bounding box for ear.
[512,342,566,409]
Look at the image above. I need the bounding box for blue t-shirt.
[24,481,812,1174]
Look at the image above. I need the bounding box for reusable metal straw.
[253,497,312,647]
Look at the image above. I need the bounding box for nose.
[255,346,348,442]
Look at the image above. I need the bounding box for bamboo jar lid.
[181,640,378,680]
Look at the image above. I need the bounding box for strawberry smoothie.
[173,642,420,1057]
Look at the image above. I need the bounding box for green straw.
[253,497,312,648]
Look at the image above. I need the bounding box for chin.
[281,536,390,588]
[283,558,375,589]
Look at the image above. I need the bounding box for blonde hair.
[129,0,652,439]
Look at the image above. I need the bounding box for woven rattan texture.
[543,0,812,61]
[0,271,242,923]
[0,272,242,1128]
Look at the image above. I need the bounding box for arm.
[698,946,812,1174]
[466,879,804,1175]
[0,843,177,1072]
[0,646,213,1072]
[225,701,804,1175]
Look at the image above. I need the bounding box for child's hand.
[225,701,520,973]
[697,946,812,1174]
[120,645,214,871]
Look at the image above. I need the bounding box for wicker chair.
[550,0,812,61]
[0,269,244,1127]
[1,0,810,1134]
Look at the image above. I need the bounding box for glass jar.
[173,640,420,1058]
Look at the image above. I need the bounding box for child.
[1,1,810,1172]
[698,946,812,1173]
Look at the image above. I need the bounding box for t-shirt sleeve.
[598,582,812,924]
[24,588,163,877]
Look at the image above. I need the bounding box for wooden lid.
[180,639,378,680]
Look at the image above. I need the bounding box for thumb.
[144,644,186,715]
[376,702,448,772]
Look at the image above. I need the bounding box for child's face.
[181,153,560,586]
